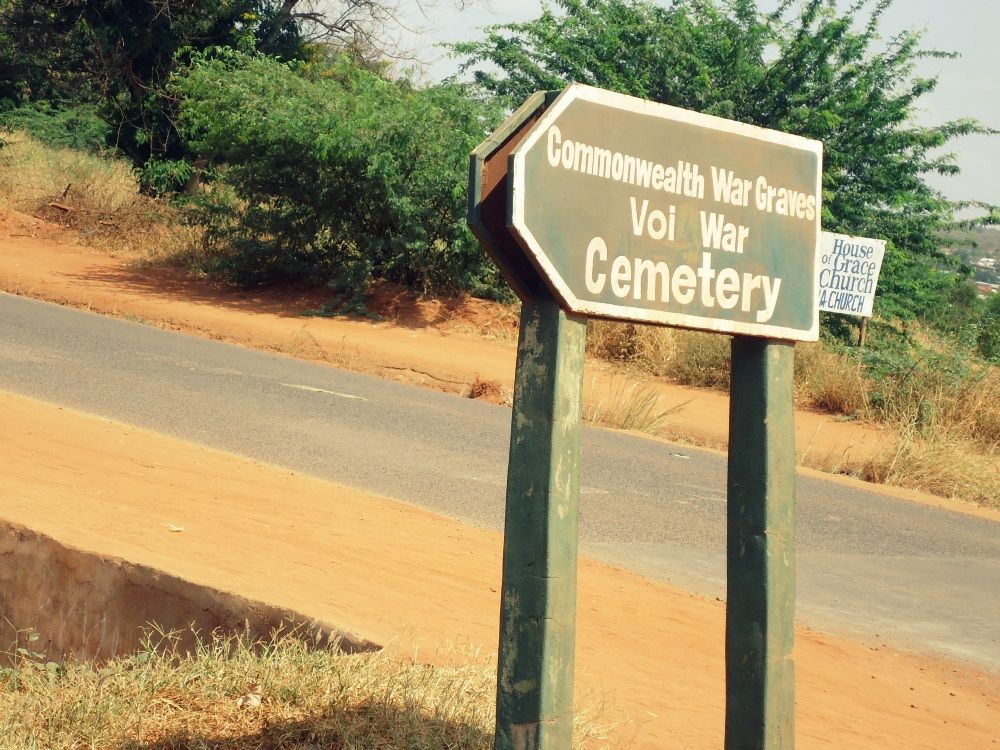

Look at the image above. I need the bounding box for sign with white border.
[817,231,885,317]
[508,83,823,341]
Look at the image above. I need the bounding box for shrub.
[140,157,195,195]
[173,51,508,304]
[0,101,110,153]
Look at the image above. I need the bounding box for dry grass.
[0,130,201,264]
[860,427,1000,509]
[958,368,1000,450]
[586,320,676,371]
[584,318,1000,506]
[912,365,1000,453]
[587,321,731,388]
[0,130,138,212]
[0,627,612,750]
[794,341,868,415]
[666,331,732,389]
[855,333,1000,454]
[584,376,689,435]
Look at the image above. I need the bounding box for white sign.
[818,231,885,317]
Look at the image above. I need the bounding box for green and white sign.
[818,231,885,317]
[470,85,812,749]
[508,83,823,341]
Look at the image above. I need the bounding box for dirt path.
[1,391,997,748]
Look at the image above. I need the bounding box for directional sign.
[818,231,885,317]
[469,85,815,748]
[508,84,823,341]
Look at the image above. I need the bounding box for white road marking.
[280,383,369,401]
[460,474,608,495]
[459,474,504,488]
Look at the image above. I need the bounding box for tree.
[0,2,271,166]
[452,0,998,324]
[0,0,432,180]
[256,0,409,59]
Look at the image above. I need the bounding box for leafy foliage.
[452,0,998,325]
[0,101,110,152]
[0,1,266,163]
[0,1,396,175]
[173,51,507,301]
[978,293,1000,363]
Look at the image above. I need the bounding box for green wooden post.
[495,288,586,750]
[725,336,797,750]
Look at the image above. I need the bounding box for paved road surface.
[1,292,997,669]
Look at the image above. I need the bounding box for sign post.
[470,83,823,749]
[470,92,585,749]
[726,337,796,749]
[495,292,585,749]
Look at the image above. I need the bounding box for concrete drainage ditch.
[0,522,378,663]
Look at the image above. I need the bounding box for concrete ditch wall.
[0,522,377,662]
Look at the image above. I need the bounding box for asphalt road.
[1,292,997,669]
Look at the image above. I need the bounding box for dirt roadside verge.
[2,390,998,749]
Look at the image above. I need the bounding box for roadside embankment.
[0,523,374,662]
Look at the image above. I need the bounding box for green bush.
[0,101,110,152]
[173,51,508,303]
[139,158,194,195]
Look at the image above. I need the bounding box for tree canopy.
[0,0,415,184]
[452,0,998,323]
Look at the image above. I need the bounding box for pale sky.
[397,0,999,210]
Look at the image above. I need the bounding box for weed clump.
[0,130,201,263]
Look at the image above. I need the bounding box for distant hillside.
[943,226,1000,263]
